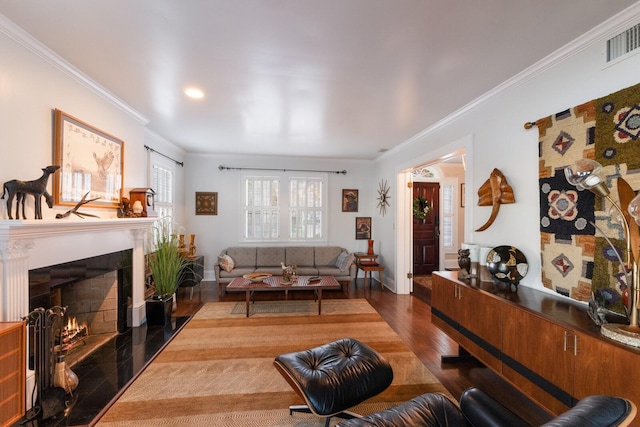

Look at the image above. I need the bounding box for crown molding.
[0,13,149,125]
[380,2,640,161]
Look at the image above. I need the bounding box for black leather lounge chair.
[336,387,637,427]
[274,338,636,427]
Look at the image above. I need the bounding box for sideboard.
[432,270,640,419]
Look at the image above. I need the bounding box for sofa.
[214,246,356,295]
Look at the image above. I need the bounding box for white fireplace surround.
[0,217,157,410]
[0,217,156,324]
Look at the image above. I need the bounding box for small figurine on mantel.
[117,197,134,217]
[2,165,60,220]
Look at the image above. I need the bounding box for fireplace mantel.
[0,217,156,324]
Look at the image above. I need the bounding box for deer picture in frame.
[2,165,60,219]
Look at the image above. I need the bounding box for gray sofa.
[215,246,356,295]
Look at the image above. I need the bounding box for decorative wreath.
[413,196,432,219]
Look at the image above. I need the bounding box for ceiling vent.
[606,22,640,62]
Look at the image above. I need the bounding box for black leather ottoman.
[274,338,393,427]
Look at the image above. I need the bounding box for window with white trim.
[242,172,326,242]
[151,161,174,219]
[289,177,323,239]
[442,184,455,250]
[244,176,280,240]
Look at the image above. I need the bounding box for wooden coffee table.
[226,275,341,317]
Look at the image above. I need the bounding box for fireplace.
[29,249,133,365]
[0,217,156,410]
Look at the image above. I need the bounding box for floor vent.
[607,22,640,62]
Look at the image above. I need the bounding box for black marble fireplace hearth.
[15,316,190,426]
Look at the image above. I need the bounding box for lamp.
[565,160,640,346]
[564,158,610,197]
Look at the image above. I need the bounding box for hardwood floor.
[175,278,553,425]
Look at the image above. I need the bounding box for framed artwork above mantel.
[53,109,124,209]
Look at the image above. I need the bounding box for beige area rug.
[97,299,451,427]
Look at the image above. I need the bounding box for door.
[413,182,440,275]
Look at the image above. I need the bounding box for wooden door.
[413,182,440,275]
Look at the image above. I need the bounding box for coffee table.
[226,275,341,317]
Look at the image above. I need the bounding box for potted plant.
[146,217,189,325]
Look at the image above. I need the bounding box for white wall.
[0,24,163,221]
[183,154,376,278]
[4,7,640,296]
[376,8,640,293]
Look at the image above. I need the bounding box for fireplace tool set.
[23,306,80,423]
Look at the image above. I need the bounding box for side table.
[353,253,384,291]
[179,255,204,299]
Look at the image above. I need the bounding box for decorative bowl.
[243,273,272,283]
[486,246,528,286]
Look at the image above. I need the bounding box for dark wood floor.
[176,278,554,425]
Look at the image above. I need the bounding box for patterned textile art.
[536,82,640,311]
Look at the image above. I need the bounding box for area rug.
[96,299,450,426]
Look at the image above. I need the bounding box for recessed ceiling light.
[185,87,204,99]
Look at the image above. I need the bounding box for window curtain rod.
[218,165,347,175]
[144,145,184,167]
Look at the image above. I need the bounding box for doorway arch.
[394,135,474,294]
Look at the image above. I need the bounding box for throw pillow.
[335,252,354,272]
[219,254,235,272]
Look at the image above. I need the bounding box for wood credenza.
[432,270,640,421]
[0,321,25,427]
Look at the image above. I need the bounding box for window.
[289,177,323,239]
[242,172,326,242]
[441,182,457,251]
[244,176,280,240]
[151,161,174,219]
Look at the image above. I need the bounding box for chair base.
[289,405,359,427]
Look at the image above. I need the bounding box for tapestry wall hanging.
[531,81,640,312]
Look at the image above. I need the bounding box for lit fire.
[60,316,88,346]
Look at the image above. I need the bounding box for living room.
[2,2,640,426]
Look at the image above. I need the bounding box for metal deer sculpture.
[2,165,60,219]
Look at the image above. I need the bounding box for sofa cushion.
[296,267,320,276]
[218,267,255,279]
[255,267,286,275]
[317,266,350,277]
[257,247,285,266]
[315,247,344,267]
[285,247,315,266]
[218,254,235,272]
[226,247,256,268]
[335,252,354,272]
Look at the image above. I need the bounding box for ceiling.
[1,1,636,160]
